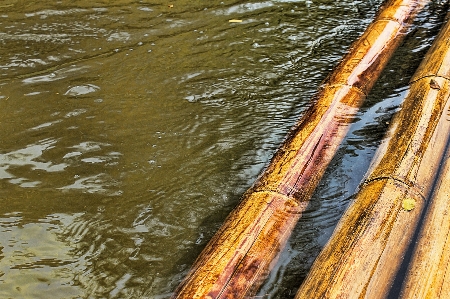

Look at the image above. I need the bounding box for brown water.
[0,1,448,298]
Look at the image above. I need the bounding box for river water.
[0,1,448,298]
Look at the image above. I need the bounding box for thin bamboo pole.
[296,13,450,299]
[171,1,429,298]
[399,13,450,298]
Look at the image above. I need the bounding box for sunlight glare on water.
[0,0,448,298]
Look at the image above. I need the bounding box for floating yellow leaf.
[402,198,416,211]
[229,19,243,23]
[168,4,174,8]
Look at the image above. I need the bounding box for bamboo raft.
[296,11,450,299]
[171,0,450,298]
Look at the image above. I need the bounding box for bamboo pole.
[399,13,450,298]
[171,1,428,298]
[296,13,450,299]
[400,146,450,299]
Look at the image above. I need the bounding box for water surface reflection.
[0,0,448,298]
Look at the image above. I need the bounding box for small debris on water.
[229,19,243,23]
[195,233,204,244]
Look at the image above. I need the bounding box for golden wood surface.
[399,14,450,299]
[295,13,450,299]
[171,0,429,298]
[400,149,450,298]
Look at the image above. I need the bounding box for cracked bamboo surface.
[171,1,429,298]
[296,12,450,299]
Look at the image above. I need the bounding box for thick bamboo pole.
[399,13,450,299]
[171,1,428,298]
[296,13,450,299]
[400,148,450,299]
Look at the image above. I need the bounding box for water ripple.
[0,138,67,186]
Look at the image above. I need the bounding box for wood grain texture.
[295,13,450,299]
[171,1,429,298]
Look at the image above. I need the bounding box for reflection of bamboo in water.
[171,0,429,298]
[296,12,450,299]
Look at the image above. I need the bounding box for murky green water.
[0,1,448,298]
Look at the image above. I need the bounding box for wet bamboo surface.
[171,0,429,298]
[296,12,450,299]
